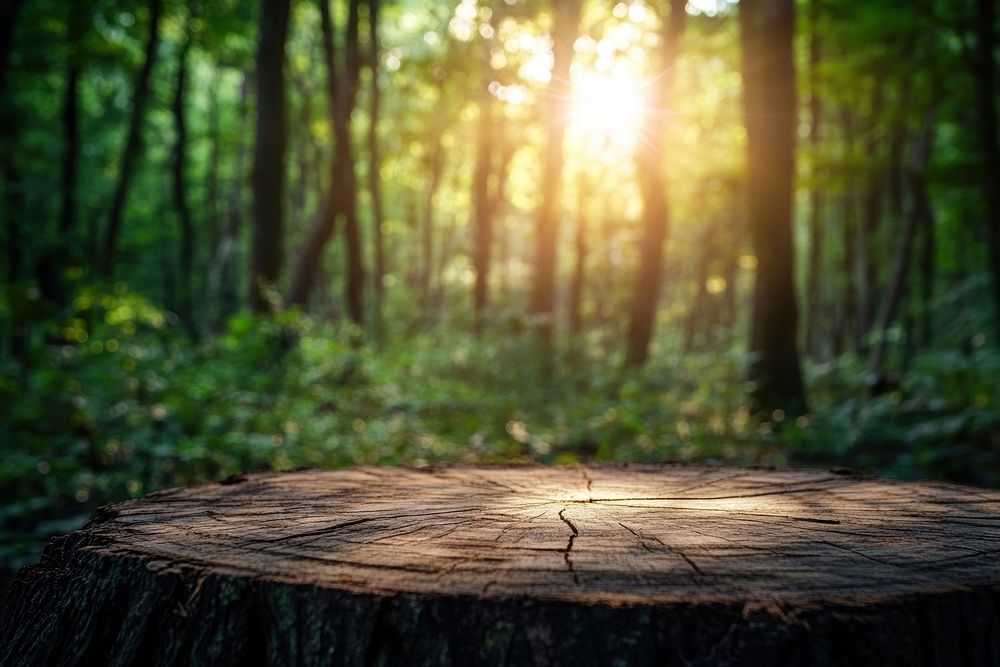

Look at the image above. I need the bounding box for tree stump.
[3,464,1000,665]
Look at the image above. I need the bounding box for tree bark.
[285,0,339,310]
[919,184,936,346]
[0,0,23,90]
[472,27,497,330]
[684,215,719,352]
[368,0,385,337]
[529,0,581,337]
[973,0,1000,343]
[494,144,515,306]
[172,6,197,338]
[857,84,885,345]
[286,0,364,325]
[3,161,25,358]
[804,0,823,358]
[290,72,317,233]
[625,0,687,366]
[338,0,365,325]
[249,0,291,313]
[209,72,250,328]
[5,465,1000,665]
[568,169,590,335]
[205,68,223,287]
[38,0,84,308]
[835,107,859,357]
[740,0,807,415]
[419,94,447,320]
[100,0,164,279]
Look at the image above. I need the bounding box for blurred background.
[2,0,999,594]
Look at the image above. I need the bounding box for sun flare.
[569,66,646,152]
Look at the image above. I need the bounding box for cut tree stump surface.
[4,464,1000,665]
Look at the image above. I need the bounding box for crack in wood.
[558,508,580,585]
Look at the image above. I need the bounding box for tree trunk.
[868,112,935,379]
[740,0,807,415]
[205,68,223,287]
[0,0,24,356]
[684,216,719,353]
[491,141,515,305]
[857,84,885,345]
[209,72,250,328]
[38,0,84,309]
[472,29,496,330]
[804,0,823,358]
[974,0,1000,343]
[529,0,581,337]
[3,160,25,358]
[835,107,859,356]
[5,465,1000,665]
[419,100,446,320]
[886,69,913,222]
[172,7,197,339]
[338,0,365,325]
[436,213,458,312]
[568,169,590,335]
[290,73,317,232]
[368,0,385,337]
[919,185,936,346]
[159,189,177,313]
[0,0,23,89]
[100,0,164,279]
[286,0,364,325]
[249,0,291,313]
[840,191,859,356]
[625,0,687,366]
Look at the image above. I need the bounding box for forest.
[1,0,999,593]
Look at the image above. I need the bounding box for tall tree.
[568,168,591,335]
[836,107,859,356]
[529,0,581,336]
[417,84,447,319]
[1,0,25,356]
[249,0,291,312]
[100,0,164,278]
[625,0,687,366]
[38,0,85,307]
[857,83,885,343]
[471,22,497,329]
[368,0,386,335]
[804,0,823,357]
[869,111,935,378]
[172,2,197,337]
[209,72,250,328]
[919,178,936,346]
[285,0,338,312]
[739,0,808,414]
[286,0,365,325]
[338,0,365,324]
[972,0,1000,342]
[0,0,23,88]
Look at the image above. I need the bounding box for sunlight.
[569,64,645,152]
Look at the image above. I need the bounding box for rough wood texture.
[3,464,1000,665]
